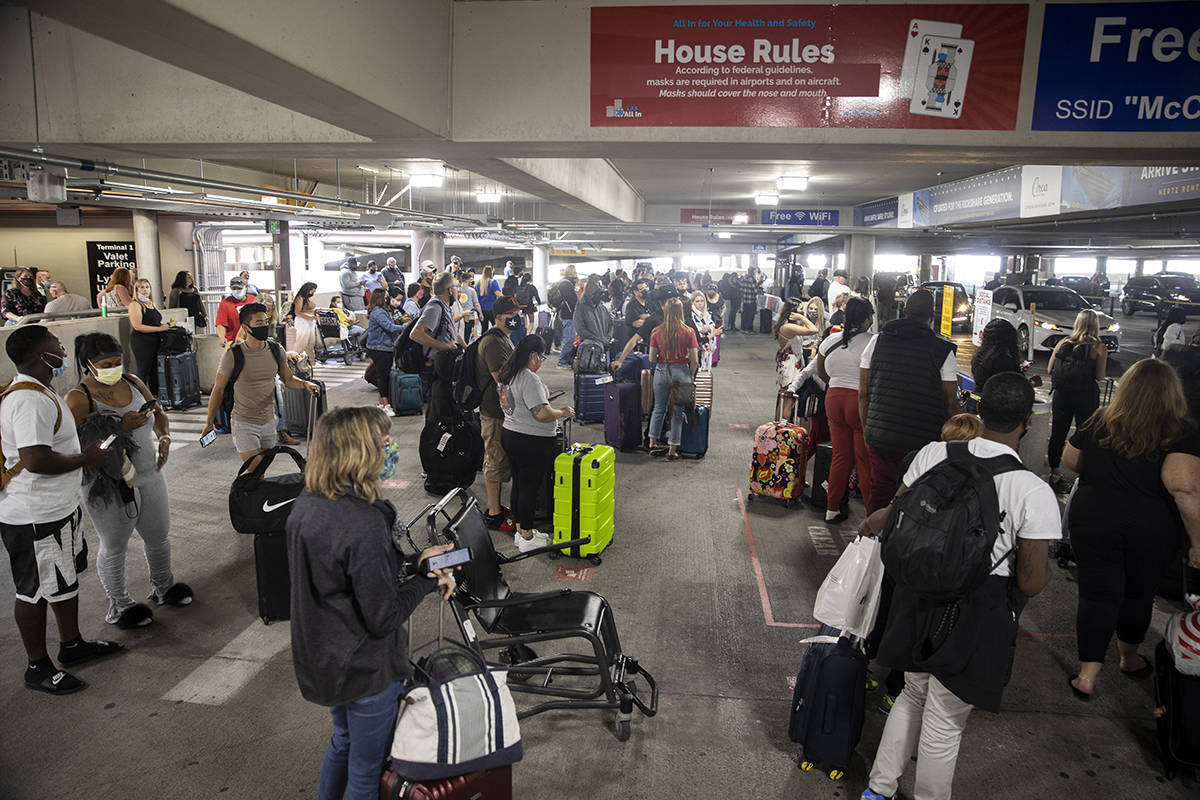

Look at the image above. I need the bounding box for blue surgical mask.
[381,440,402,480]
[43,351,68,378]
[231,289,246,300]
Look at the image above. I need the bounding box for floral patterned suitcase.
[749,420,809,506]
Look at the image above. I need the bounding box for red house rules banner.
[591,4,1028,129]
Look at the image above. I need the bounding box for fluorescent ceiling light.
[732,213,750,225]
[755,193,779,206]
[356,165,379,173]
[476,192,501,204]
[409,173,444,188]
[716,231,732,239]
[777,175,808,191]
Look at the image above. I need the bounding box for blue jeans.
[557,319,577,367]
[510,314,527,347]
[724,301,738,330]
[649,364,691,447]
[319,680,404,800]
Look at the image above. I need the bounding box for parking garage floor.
[0,327,1192,800]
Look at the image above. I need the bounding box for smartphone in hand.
[199,430,218,448]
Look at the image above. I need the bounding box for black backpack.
[394,303,451,374]
[1051,341,1095,392]
[452,328,505,412]
[880,441,1025,602]
[546,282,565,312]
[218,341,283,434]
[159,327,192,355]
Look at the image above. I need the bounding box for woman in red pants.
[817,296,875,523]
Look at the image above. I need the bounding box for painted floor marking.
[553,566,595,582]
[807,525,841,556]
[161,620,292,706]
[737,488,818,630]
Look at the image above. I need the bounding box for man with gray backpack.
[856,373,1060,800]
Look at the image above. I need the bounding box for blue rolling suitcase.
[156,352,201,410]
[574,373,607,423]
[679,405,710,458]
[389,368,422,415]
[614,352,651,384]
[788,629,868,781]
[604,382,642,451]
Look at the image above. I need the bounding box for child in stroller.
[315,297,366,364]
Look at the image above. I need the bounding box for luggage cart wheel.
[547,550,559,560]
[588,554,603,566]
[613,719,631,742]
[343,353,353,366]
[827,768,844,781]
[262,617,272,626]
[799,760,814,773]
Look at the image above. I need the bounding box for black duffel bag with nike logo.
[229,446,306,534]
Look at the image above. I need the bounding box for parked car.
[1058,275,1104,299]
[919,281,972,333]
[1121,272,1200,318]
[991,285,1121,355]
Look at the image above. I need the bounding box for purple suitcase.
[712,335,720,366]
[604,382,642,451]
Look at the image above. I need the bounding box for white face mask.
[137,292,151,303]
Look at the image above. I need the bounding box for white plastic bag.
[813,536,884,639]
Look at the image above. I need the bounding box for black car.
[1121,273,1200,318]
[919,281,972,333]
[1058,275,1103,300]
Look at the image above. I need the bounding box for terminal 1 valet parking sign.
[591,4,1028,129]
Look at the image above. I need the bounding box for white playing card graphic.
[899,19,962,101]
[909,34,975,119]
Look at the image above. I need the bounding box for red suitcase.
[380,765,512,800]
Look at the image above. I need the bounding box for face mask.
[231,289,246,300]
[19,277,33,288]
[381,440,401,480]
[137,292,151,304]
[248,325,270,341]
[43,351,68,378]
[369,268,377,274]
[504,316,520,330]
[91,363,124,385]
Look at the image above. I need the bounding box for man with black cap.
[827,269,851,314]
[858,289,961,512]
[338,258,366,311]
[476,296,520,534]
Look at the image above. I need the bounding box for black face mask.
[248,325,271,341]
[504,316,520,330]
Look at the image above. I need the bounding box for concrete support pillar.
[272,221,291,297]
[1135,258,1145,277]
[157,218,192,295]
[532,244,549,298]
[1034,255,1049,281]
[844,235,875,286]
[410,230,445,279]
[1095,255,1108,278]
[131,210,163,305]
[919,253,933,283]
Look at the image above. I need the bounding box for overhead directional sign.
[760,209,839,226]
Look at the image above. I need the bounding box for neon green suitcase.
[552,443,615,563]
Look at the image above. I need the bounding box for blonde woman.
[773,298,820,420]
[1047,309,1107,491]
[802,296,826,358]
[97,266,134,309]
[1063,359,1200,699]
[288,406,456,800]
[128,278,169,395]
[648,298,699,460]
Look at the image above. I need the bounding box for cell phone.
[139,400,157,413]
[547,390,565,402]
[199,430,218,448]
[423,548,471,572]
[99,434,117,450]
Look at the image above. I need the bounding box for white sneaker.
[380,404,396,417]
[514,531,551,553]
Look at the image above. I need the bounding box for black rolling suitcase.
[1155,637,1200,778]
[534,420,572,522]
[788,629,868,781]
[759,308,773,334]
[253,532,291,624]
[281,379,326,438]
[156,351,201,409]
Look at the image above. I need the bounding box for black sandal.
[25,669,86,695]
[57,639,127,667]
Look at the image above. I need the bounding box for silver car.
[990,285,1121,355]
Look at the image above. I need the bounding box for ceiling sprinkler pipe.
[0,146,479,226]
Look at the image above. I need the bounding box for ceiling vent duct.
[27,171,66,204]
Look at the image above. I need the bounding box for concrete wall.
[0,214,133,300]
[0,8,368,147]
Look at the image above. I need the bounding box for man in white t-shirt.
[826,269,851,314]
[859,289,960,513]
[0,326,116,695]
[858,372,1057,800]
